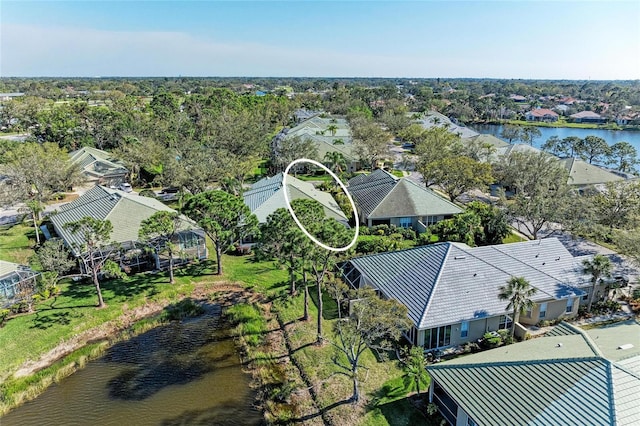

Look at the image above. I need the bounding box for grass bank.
[0,223,438,424]
[0,298,206,415]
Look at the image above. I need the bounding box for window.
[399,217,412,229]
[424,215,438,226]
[566,298,574,313]
[467,417,478,426]
[582,293,589,301]
[525,308,532,318]
[424,325,452,349]
[539,303,547,319]
[498,315,512,330]
[460,321,469,338]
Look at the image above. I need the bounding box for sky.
[1,1,639,79]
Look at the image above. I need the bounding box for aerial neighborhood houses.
[272,115,361,172]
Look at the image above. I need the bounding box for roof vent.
[556,343,563,348]
[618,343,634,350]
[454,256,466,260]
[556,257,561,261]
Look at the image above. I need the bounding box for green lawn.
[0,269,199,380]
[504,119,625,130]
[503,232,528,244]
[0,224,434,424]
[271,289,438,425]
[0,224,35,265]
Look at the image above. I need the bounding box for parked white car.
[117,183,133,193]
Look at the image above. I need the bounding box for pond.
[1,304,262,426]
[472,124,640,151]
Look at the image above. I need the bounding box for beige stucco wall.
[418,316,508,349]
[518,297,579,325]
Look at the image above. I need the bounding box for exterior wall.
[577,284,607,306]
[417,316,507,349]
[367,215,445,233]
[519,297,579,325]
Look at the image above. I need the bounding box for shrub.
[163,298,204,321]
[427,402,439,416]
[632,287,640,300]
[481,332,503,349]
[0,309,10,327]
[9,301,29,314]
[138,189,157,199]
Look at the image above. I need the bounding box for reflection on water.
[1,304,262,426]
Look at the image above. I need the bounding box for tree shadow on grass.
[177,260,217,277]
[308,284,339,320]
[30,310,72,330]
[281,397,352,425]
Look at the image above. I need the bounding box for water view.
[1,304,262,426]
[472,124,640,151]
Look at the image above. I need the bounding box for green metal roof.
[428,321,640,426]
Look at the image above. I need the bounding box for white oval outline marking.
[282,158,359,252]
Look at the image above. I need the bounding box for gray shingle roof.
[347,170,398,219]
[69,147,128,178]
[347,169,462,221]
[368,179,463,219]
[428,321,640,426]
[559,158,625,186]
[347,238,588,330]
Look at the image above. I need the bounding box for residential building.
[243,173,348,225]
[50,186,207,273]
[0,261,39,307]
[525,108,559,122]
[418,111,479,139]
[69,147,129,187]
[347,169,462,232]
[570,110,606,123]
[559,157,625,188]
[509,94,527,102]
[428,320,640,426]
[274,116,361,172]
[341,238,593,350]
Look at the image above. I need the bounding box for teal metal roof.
[428,322,640,426]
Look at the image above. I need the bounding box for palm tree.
[498,276,537,338]
[326,124,338,136]
[402,346,428,396]
[582,255,613,312]
[323,151,347,174]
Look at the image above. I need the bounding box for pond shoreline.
[0,282,261,418]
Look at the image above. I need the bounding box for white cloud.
[1,23,638,79]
